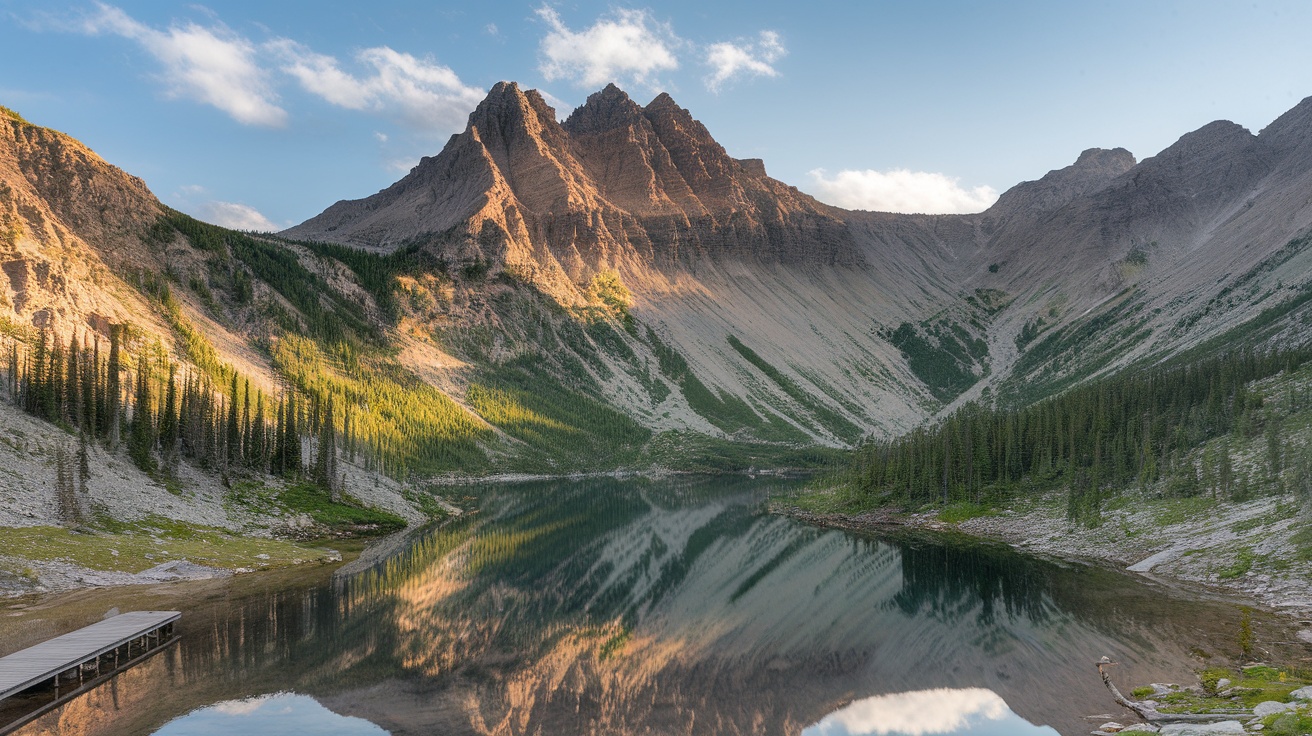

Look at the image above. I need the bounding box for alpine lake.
[3,475,1307,736]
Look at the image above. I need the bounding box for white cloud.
[270,40,484,132]
[485,23,499,36]
[808,168,999,214]
[535,6,679,88]
[197,201,281,231]
[373,131,388,143]
[78,3,286,127]
[705,30,785,92]
[802,689,1012,736]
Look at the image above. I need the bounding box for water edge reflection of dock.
[0,611,180,734]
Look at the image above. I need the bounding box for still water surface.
[5,476,1280,736]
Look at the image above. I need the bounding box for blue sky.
[3,1,1312,228]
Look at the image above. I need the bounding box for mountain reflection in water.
[9,475,1258,736]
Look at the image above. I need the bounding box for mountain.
[4,84,1312,540]
[285,82,1312,433]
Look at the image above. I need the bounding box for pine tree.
[315,397,338,496]
[85,336,98,438]
[285,391,302,476]
[241,379,252,467]
[65,335,80,429]
[159,364,179,462]
[225,373,241,468]
[106,326,121,448]
[250,393,266,472]
[128,357,155,472]
[29,328,46,416]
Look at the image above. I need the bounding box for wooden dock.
[0,611,180,702]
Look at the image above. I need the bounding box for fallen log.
[1096,658,1251,724]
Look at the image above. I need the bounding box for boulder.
[1290,685,1312,700]
[1252,700,1295,717]
[1158,722,1246,735]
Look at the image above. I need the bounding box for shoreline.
[0,466,815,599]
[773,491,1312,626]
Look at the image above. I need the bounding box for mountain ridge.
[2,85,1312,504]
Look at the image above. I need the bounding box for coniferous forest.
[844,346,1312,520]
[4,325,343,493]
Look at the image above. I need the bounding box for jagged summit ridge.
[987,147,1136,217]
[283,81,857,277]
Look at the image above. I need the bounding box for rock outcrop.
[283,82,860,288]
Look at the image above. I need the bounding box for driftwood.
[1097,658,1251,724]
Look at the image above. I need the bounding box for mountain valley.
[3,82,1312,597]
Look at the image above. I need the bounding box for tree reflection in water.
[9,475,1262,736]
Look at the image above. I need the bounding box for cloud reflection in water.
[802,688,1058,736]
[153,692,388,735]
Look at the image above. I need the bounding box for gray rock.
[1290,685,1312,700]
[1158,722,1246,736]
[1119,725,1160,734]
[1214,678,1231,690]
[1252,700,1294,717]
[1098,723,1125,733]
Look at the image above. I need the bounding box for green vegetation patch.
[1216,546,1256,579]
[938,501,998,524]
[472,354,652,471]
[646,328,804,442]
[971,288,1012,315]
[0,521,334,574]
[273,334,492,475]
[888,320,984,404]
[1148,665,1312,716]
[157,211,381,345]
[727,335,863,442]
[1001,289,1151,405]
[228,481,407,535]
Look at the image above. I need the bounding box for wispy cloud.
[76,2,286,127]
[705,31,785,92]
[197,201,282,231]
[808,168,998,214]
[270,41,484,132]
[535,6,680,89]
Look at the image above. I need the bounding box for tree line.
[5,326,345,494]
[848,346,1312,517]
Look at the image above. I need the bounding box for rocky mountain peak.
[1155,120,1256,161]
[1259,95,1312,156]
[466,81,564,150]
[989,147,1136,217]
[1073,147,1137,173]
[562,83,646,135]
[1121,119,1271,205]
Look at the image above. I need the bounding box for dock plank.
[0,611,180,700]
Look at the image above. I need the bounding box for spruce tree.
[64,335,79,427]
[106,326,121,448]
[314,397,338,496]
[225,373,241,468]
[128,358,155,472]
[159,364,179,462]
